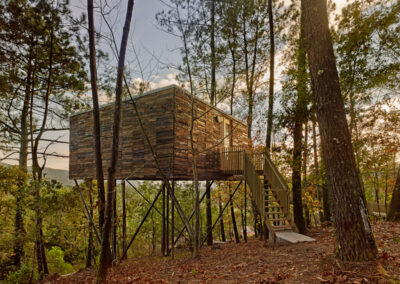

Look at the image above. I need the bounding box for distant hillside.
[0,163,73,187]
[40,167,74,186]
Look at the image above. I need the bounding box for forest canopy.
[0,0,399,282]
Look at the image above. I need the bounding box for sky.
[3,0,349,171]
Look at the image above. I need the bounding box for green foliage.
[47,246,73,275]
[5,264,38,284]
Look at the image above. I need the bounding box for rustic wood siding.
[172,88,248,180]
[69,85,248,181]
[69,88,175,180]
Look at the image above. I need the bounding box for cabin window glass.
[224,122,230,148]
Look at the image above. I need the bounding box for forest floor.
[45,221,400,283]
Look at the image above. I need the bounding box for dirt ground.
[46,222,400,283]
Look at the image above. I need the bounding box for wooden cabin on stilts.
[69,85,313,260]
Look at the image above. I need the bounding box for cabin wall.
[69,88,175,180]
[172,89,249,180]
[69,85,249,181]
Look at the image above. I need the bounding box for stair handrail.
[263,153,290,213]
[243,151,265,222]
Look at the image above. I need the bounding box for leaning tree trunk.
[265,0,275,151]
[387,168,400,221]
[87,0,106,233]
[301,0,377,261]
[97,0,135,281]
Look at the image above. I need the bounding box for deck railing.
[220,146,290,218]
[220,147,265,174]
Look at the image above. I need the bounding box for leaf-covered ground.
[45,222,400,283]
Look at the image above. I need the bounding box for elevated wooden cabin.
[69,85,249,181]
[69,84,306,241]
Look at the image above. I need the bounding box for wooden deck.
[220,147,265,174]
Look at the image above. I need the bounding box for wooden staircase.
[242,151,297,242]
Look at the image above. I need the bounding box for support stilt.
[120,187,163,261]
[244,182,247,243]
[112,180,117,260]
[166,183,170,256]
[74,180,101,245]
[206,180,213,246]
[202,181,242,246]
[162,182,166,256]
[171,181,175,259]
[126,180,184,239]
[122,180,127,259]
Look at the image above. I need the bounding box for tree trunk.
[292,119,305,233]
[230,185,240,243]
[206,181,213,246]
[31,26,54,277]
[303,122,311,227]
[265,0,275,151]
[86,180,94,268]
[301,0,377,261]
[321,174,332,222]
[292,19,308,234]
[14,40,35,268]
[87,0,105,233]
[121,181,127,259]
[210,0,216,106]
[388,168,400,221]
[97,0,135,281]
[219,198,226,242]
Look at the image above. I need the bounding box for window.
[224,122,231,148]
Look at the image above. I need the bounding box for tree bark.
[97,0,135,281]
[292,23,307,234]
[388,168,400,221]
[87,0,105,233]
[321,179,331,222]
[303,122,311,227]
[265,0,275,151]
[301,0,377,261]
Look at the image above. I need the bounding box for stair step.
[270,218,287,222]
[266,205,282,209]
[265,212,284,215]
[272,225,292,231]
